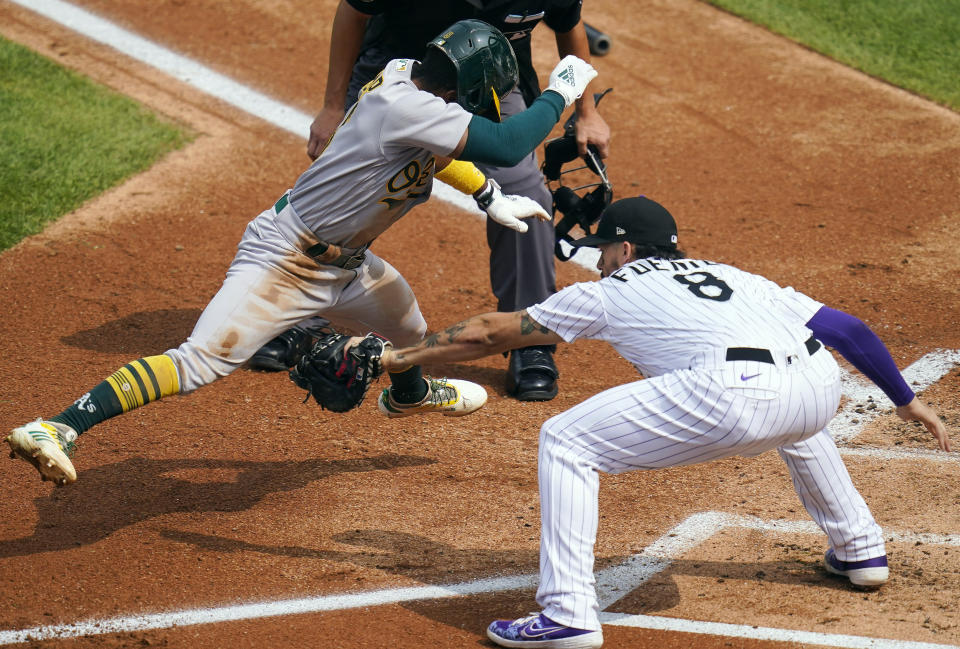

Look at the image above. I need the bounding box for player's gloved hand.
[547,55,598,108]
[289,332,390,412]
[474,179,549,233]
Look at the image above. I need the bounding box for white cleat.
[824,549,889,587]
[378,378,487,418]
[6,419,78,486]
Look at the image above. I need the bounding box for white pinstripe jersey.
[527,257,824,378]
[289,59,473,248]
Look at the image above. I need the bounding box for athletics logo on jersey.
[395,59,410,72]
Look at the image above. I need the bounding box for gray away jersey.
[527,258,825,378]
[289,59,473,248]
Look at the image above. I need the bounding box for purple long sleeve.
[806,306,915,406]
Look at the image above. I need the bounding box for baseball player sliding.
[5,20,599,486]
[373,196,951,648]
[254,0,612,404]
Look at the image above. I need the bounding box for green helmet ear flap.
[427,19,519,119]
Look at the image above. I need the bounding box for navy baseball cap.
[569,196,678,249]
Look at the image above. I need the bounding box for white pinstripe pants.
[535,348,884,630]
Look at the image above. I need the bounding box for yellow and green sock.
[50,355,180,434]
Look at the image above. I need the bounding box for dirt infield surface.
[1,1,959,647]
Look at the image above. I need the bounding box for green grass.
[0,37,190,251]
[704,0,960,111]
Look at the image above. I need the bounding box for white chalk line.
[0,576,537,645]
[10,0,308,135]
[600,613,959,649]
[3,512,959,647]
[839,445,960,464]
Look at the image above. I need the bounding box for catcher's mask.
[542,88,614,261]
[427,19,518,121]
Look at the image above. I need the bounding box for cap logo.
[616,227,626,235]
[671,234,678,243]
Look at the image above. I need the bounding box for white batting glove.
[547,55,598,108]
[474,179,549,233]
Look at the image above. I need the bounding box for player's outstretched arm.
[449,56,597,166]
[806,305,951,451]
[381,310,562,372]
[896,398,951,452]
[806,306,915,404]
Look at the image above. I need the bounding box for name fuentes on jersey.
[611,258,734,302]
[610,257,718,281]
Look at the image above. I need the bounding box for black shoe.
[249,327,314,372]
[506,346,558,401]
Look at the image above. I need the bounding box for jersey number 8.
[673,271,733,302]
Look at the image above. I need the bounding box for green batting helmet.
[427,19,519,120]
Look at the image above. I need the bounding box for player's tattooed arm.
[389,318,478,369]
[391,320,473,368]
[423,322,468,348]
[383,310,561,371]
[520,311,552,336]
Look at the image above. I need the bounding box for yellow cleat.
[378,378,487,418]
[6,419,78,486]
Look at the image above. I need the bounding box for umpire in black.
[252,0,610,402]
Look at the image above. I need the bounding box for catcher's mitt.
[289,332,390,412]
